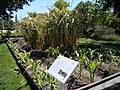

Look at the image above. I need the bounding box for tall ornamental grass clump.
[21,13,47,50]
[45,0,81,52]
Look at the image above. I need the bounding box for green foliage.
[88,48,96,61]
[29,60,56,89]
[74,1,100,35]
[107,50,119,70]
[74,0,120,36]
[48,75,56,90]
[54,0,70,10]
[97,52,103,67]
[28,12,38,18]
[21,16,45,50]
[87,60,99,82]
[36,68,48,88]
[0,0,34,19]
[35,67,56,90]
[20,13,47,50]
[7,40,57,89]
[90,33,101,40]
[7,40,19,53]
[45,46,67,58]
[74,47,101,82]
[45,47,60,58]
[45,0,80,52]
[95,0,120,35]
[17,50,30,65]
[74,48,88,77]
[97,0,120,18]
[15,14,18,30]
[7,40,30,65]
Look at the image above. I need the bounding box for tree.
[15,14,18,30]
[96,0,120,35]
[100,0,120,18]
[74,1,100,37]
[0,0,34,19]
[5,19,14,30]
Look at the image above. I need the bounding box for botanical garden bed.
[5,37,120,90]
[1,0,120,89]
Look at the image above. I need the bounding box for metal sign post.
[60,82,64,90]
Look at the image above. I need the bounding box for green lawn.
[0,43,31,90]
[77,37,120,50]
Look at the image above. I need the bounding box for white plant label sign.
[47,55,79,84]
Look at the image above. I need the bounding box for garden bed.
[5,37,120,90]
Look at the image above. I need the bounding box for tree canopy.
[0,0,34,19]
[74,0,120,35]
[101,0,120,18]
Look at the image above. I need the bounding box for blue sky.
[13,0,92,21]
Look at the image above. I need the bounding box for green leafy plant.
[8,40,31,65]
[88,48,96,61]
[97,52,103,67]
[17,50,30,65]
[74,48,88,77]
[21,19,39,49]
[47,74,56,90]
[45,46,67,61]
[45,47,60,58]
[107,50,119,70]
[7,40,19,53]
[36,67,48,89]
[87,60,99,82]
[7,39,56,89]
[30,59,42,73]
